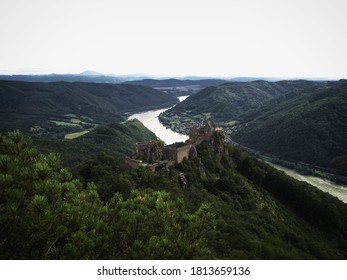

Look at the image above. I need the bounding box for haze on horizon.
[1,0,347,79]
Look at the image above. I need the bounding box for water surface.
[268,162,347,203]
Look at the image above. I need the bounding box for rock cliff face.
[188,120,225,155]
[189,145,198,159]
[211,129,225,154]
[188,120,223,144]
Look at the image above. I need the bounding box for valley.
[128,96,347,204]
[1,77,347,260]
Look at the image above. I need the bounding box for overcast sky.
[1,0,346,78]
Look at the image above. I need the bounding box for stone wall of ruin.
[175,145,193,163]
[136,141,164,163]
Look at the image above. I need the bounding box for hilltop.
[159,80,323,130]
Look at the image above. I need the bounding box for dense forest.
[160,80,324,128]
[1,130,346,259]
[232,80,347,177]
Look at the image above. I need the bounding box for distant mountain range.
[0,72,284,97]
[0,73,126,84]
[1,71,322,86]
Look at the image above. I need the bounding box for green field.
[51,120,81,127]
[222,120,237,126]
[64,113,77,118]
[64,130,90,139]
[70,118,83,124]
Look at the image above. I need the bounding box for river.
[128,96,189,145]
[128,96,347,203]
[267,162,347,203]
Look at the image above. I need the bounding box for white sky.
[0,0,346,78]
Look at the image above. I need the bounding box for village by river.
[128,96,347,203]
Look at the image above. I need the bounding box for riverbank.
[229,140,347,203]
[267,162,347,203]
[127,96,189,145]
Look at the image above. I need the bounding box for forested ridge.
[160,80,323,126]
[232,80,347,176]
[1,131,346,259]
[0,80,178,138]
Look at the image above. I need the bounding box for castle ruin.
[125,120,224,171]
[188,120,223,145]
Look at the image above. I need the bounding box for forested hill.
[1,131,347,259]
[34,119,158,167]
[160,80,323,126]
[232,80,347,176]
[0,80,178,135]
